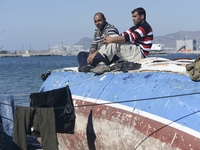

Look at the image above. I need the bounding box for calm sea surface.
[0,55,79,106]
[0,54,198,106]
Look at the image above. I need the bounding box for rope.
[2,90,200,149]
[14,94,30,97]
[54,91,200,109]
[1,91,200,109]
[134,109,200,150]
[68,74,102,87]
[0,102,15,107]
[13,73,106,97]
[68,69,121,87]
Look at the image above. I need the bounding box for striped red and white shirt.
[122,21,153,57]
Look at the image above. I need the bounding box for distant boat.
[22,54,31,57]
[38,57,200,149]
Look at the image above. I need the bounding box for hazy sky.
[1,0,200,51]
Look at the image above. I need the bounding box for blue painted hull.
[40,69,200,149]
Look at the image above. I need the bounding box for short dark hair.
[131,7,146,20]
[94,12,105,20]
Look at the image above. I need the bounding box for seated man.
[92,7,153,73]
[77,12,119,72]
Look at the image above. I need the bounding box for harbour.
[1,54,200,149]
[1,0,200,149]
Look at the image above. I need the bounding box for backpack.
[186,55,200,81]
[109,61,141,73]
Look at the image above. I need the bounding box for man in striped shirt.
[77,12,119,72]
[99,7,153,64]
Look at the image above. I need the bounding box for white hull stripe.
[72,94,200,139]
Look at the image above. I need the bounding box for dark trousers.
[77,52,103,67]
[30,85,76,133]
[13,106,58,150]
[77,51,120,67]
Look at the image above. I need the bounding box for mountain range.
[73,37,93,49]
[73,30,200,49]
[153,30,200,48]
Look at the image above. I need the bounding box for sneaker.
[78,64,94,73]
[91,63,110,74]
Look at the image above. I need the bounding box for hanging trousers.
[13,106,58,150]
[30,85,76,133]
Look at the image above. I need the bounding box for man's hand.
[103,35,125,44]
[87,53,95,64]
[87,50,99,64]
[103,35,113,45]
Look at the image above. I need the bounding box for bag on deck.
[186,54,200,81]
[110,61,141,72]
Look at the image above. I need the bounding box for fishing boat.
[38,57,200,150]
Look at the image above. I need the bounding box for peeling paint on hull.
[56,98,200,150]
[40,61,200,149]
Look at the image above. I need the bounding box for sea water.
[0,55,79,106]
[0,54,198,106]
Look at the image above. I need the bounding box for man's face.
[94,14,106,30]
[132,12,144,26]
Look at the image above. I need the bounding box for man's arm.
[87,31,98,64]
[89,49,95,54]
[103,35,126,45]
[87,49,99,64]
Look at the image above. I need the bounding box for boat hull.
[56,97,200,150]
[40,60,200,149]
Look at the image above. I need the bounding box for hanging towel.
[13,106,58,150]
[0,95,14,150]
[30,85,76,133]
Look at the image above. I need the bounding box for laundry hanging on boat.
[30,85,76,133]
[13,106,58,150]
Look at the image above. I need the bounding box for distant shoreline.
[0,52,78,57]
[0,51,199,58]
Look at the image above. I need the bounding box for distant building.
[176,38,198,52]
[0,50,9,54]
[151,44,165,51]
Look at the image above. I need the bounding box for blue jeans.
[77,52,103,67]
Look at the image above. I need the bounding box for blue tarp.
[40,71,200,132]
[0,95,14,150]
